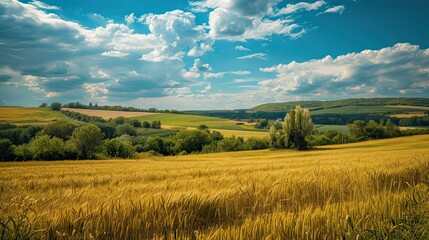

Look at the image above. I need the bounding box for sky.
[0,0,429,110]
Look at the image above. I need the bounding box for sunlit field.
[1,135,428,239]
[62,108,159,119]
[0,107,78,125]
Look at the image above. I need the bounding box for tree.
[103,139,135,158]
[40,121,76,140]
[129,119,142,128]
[142,121,151,128]
[0,139,14,161]
[151,120,161,129]
[366,120,385,139]
[282,106,313,150]
[71,124,104,159]
[116,124,137,136]
[385,119,401,138]
[347,120,367,140]
[39,103,47,108]
[50,102,62,111]
[29,135,65,160]
[175,130,211,153]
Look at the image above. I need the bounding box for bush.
[102,139,135,158]
[243,137,270,150]
[116,124,137,136]
[50,102,62,111]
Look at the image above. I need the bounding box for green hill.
[251,98,429,112]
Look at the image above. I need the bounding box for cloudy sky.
[1,0,428,110]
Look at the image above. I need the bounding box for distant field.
[0,107,77,124]
[131,113,267,132]
[315,124,350,134]
[310,105,410,115]
[1,135,428,239]
[62,108,158,119]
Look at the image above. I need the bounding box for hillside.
[251,98,429,112]
[1,135,428,238]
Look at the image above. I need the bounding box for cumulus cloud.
[0,0,202,104]
[274,1,326,16]
[237,53,267,60]
[139,10,210,62]
[259,43,429,99]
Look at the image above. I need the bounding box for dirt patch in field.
[63,108,159,119]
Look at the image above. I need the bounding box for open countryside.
[2,0,429,239]
[1,135,429,238]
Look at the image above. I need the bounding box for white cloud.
[274,1,326,16]
[139,10,209,62]
[101,51,129,58]
[237,53,267,59]
[29,1,59,10]
[259,43,429,99]
[208,7,302,41]
[321,5,345,15]
[125,13,136,25]
[235,45,251,51]
[199,84,212,94]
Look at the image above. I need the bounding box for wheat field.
[1,135,429,239]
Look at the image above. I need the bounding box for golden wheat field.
[1,135,429,239]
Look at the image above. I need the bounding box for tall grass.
[1,135,429,239]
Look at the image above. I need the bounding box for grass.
[131,113,267,132]
[1,135,429,239]
[315,124,350,134]
[0,107,78,125]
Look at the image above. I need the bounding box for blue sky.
[1,0,428,110]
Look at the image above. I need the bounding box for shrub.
[103,139,135,158]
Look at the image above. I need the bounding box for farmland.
[1,135,429,239]
[62,108,159,119]
[0,107,78,125]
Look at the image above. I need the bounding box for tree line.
[1,106,428,161]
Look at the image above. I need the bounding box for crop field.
[0,107,77,125]
[131,113,266,132]
[62,108,159,119]
[1,135,429,239]
[315,124,350,134]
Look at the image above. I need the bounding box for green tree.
[347,120,367,140]
[71,124,104,159]
[142,121,151,128]
[366,120,385,139]
[39,103,47,108]
[0,139,14,161]
[385,119,401,138]
[175,130,211,153]
[116,124,137,136]
[29,135,65,160]
[40,121,76,140]
[282,105,313,150]
[102,139,135,158]
[50,102,62,111]
[151,120,161,129]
